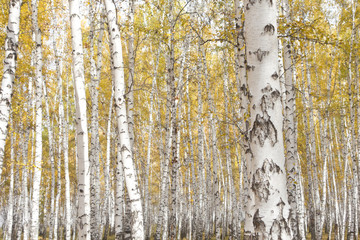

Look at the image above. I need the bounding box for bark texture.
[69,0,91,238]
[244,0,292,238]
[104,0,145,238]
[0,0,22,181]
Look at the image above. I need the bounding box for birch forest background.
[0,0,359,239]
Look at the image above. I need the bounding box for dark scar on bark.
[264,24,275,35]
[250,114,278,146]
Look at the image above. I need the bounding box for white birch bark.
[203,45,221,239]
[281,0,302,238]
[30,0,43,238]
[244,0,292,237]
[144,48,160,238]
[115,134,125,240]
[0,0,22,181]
[62,86,71,240]
[222,50,236,238]
[4,132,14,240]
[127,0,135,149]
[22,123,30,240]
[104,88,114,240]
[347,1,358,238]
[234,1,250,236]
[68,0,91,238]
[45,88,56,240]
[89,2,102,239]
[104,0,144,238]
[54,126,62,240]
[51,6,71,237]
[185,75,196,240]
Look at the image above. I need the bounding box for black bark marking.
[251,158,282,202]
[264,24,275,35]
[240,84,248,96]
[251,174,270,201]
[246,65,255,71]
[250,114,278,146]
[260,85,280,112]
[249,0,256,5]
[270,199,291,239]
[271,71,278,80]
[250,48,269,62]
[253,209,267,239]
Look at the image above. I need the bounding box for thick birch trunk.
[68,0,91,238]
[244,0,292,238]
[0,0,22,180]
[104,0,144,238]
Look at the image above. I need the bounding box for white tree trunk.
[115,134,125,240]
[281,0,303,238]
[104,87,114,240]
[0,0,22,181]
[127,0,135,150]
[30,0,43,238]
[4,132,14,240]
[104,0,144,238]
[68,0,91,238]
[89,2,102,239]
[144,48,160,238]
[244,0,292,238]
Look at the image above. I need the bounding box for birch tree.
[30,0,44,238]
[243,0,292,237]
[89,2,103,239]
[68,0,91,238]
[104,0,145,238]
[0,0,22,181]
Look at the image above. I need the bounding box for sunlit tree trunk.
[127,0,135,150]
[30,0,43,238]
[104,0,144,238]
[115,133,125,240]
[22,122,30,240]
[104,88,114,240]
[202,44,221,239]
[62,84,71,240]
[144,48,160,238]
[234,1,250,237]
[44,82,56,240]
[89,2,102,239]
[185,76,196,240]
[222,49,236,238]
[243,0,292,238]
[69,0,91,237]
[4,132,14,240]
[347,1,358,239]
[0,0,22,181]
[54,123,62,240]
[280,0,303,238]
